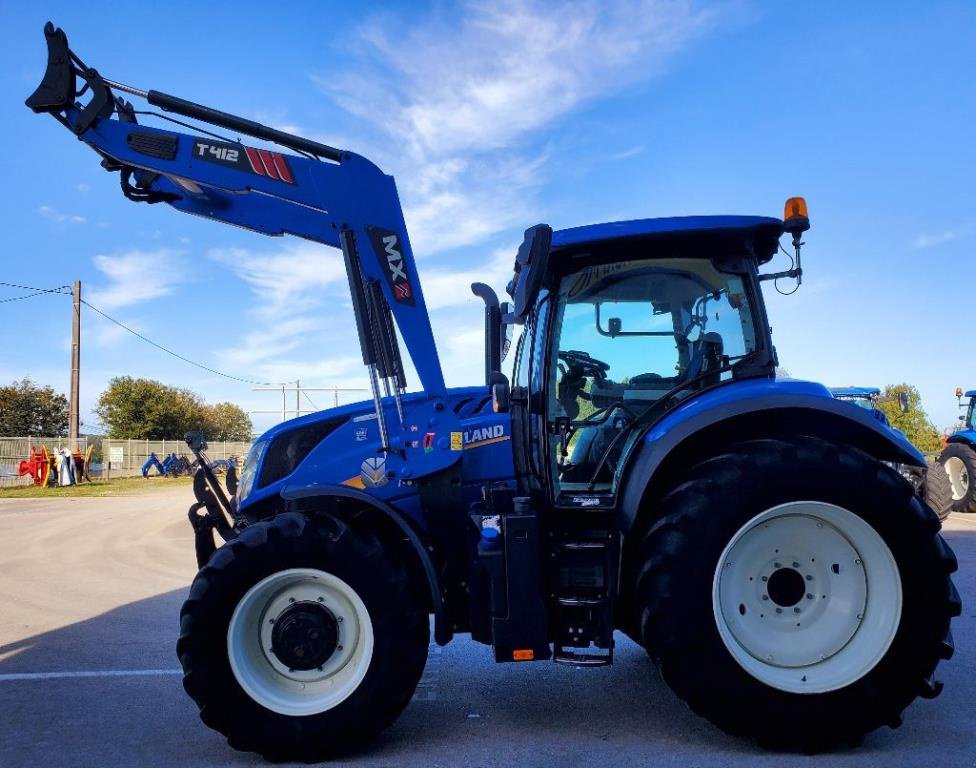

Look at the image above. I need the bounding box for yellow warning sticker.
[450,431,463,451]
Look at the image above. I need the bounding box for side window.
[513,322,530,390]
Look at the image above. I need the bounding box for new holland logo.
[463,424,507,448]
[367,226,416,307]
[360,456,388,487]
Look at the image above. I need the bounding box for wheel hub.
[766,567,806,607]
[945,456,969,500]
[270,601,338,671]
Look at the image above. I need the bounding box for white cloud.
[913,227,970,249]
[209,243,356,381]
[75,183,91,194]
[319,0,715,255]
[610,145,646,161]
[87,249,187,311]
[37,205,86,224]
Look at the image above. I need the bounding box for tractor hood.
[238,387,512,514]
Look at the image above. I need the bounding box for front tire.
[177,512,429,761]
[938,443,976,513]
[635,437,959,750]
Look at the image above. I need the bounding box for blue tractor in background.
[830,386,885,418]
[935,388,976,513]
[27,24,959,761]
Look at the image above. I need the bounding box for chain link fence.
[0,436,90,487]
[100,439,252,478]
[0,436,252,485]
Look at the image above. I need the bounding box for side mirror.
[490,372,510,413]
[898,392,909,413]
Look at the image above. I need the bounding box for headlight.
[237,439,267,503]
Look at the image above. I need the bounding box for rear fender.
[618,385,925,535]
[280,483,451,645]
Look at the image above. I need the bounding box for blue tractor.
[27,24,959,760]
[935,388,976,513]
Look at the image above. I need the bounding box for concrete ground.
[0,487,973,768]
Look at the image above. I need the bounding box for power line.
[0,281,71,292]
[0,282,71,304]
[79,298,282,386]
[302,389,320,411]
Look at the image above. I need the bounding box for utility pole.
[295,380,301,420]
[69,279,81,449]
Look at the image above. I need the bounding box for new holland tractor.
[935,388,976,514]
[27,24,959,760]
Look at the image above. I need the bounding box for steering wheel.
[557,350,611,381]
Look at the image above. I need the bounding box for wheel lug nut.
[805,575,813,581]
[761,576,768,582]
[289,597,296,603]
[793,607,801,613]
[806,593,814,600]
[337,617,343,623]
[762,595,769,601]
[775,607,782,614]
[774,562,781,568]
[792,562,799,568]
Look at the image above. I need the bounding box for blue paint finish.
[948,428,976,447]
[60,104,448,398]
[965,390,976,399]
[641,377,921,461]
[240,386,514,530]
[551,216,782,248]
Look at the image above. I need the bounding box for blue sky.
[1,1,973,434]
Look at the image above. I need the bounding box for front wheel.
[635,437,959,750]
[177,512,429,761]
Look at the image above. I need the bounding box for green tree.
[202,401,253,441]
[0,378,68,436]
[875,383,942,453]
[95,376,207,439]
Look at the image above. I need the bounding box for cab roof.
[966,390,976,399]
[551,215,785,263]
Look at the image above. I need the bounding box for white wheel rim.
[712,502,901,694]
[945,456,968,500]
[227,568,373,716]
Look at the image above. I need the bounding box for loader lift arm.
[26,23,452,454]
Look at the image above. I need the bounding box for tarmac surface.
[0,486,973,768]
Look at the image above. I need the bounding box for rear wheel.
[938,443,976,513]
[635,437,959,750]
[925,460,954,521]
[178,512,429,761]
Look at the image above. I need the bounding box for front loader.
[27,24,959,760]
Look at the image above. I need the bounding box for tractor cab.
[506,216,782,506]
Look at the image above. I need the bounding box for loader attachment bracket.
[26,22,114,135]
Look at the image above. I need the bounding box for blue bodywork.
[242,387,515,530]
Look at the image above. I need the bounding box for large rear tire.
[177,512,429,761]
[635,437,959,750]
[938,443,976,513]
[925,459,954,521]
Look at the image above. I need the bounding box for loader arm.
[26,22,448,419]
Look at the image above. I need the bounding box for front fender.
[947,429,976,448]
[618,378,924,533]
[280,483,450,645]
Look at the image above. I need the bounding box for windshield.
[548,257,760,493]
[835,395,876,410]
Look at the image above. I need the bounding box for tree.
[875,383,942,453]
[95,377,252,440]
[96,376,207,439]
[0,378,68,436]
[202,402,253,441]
